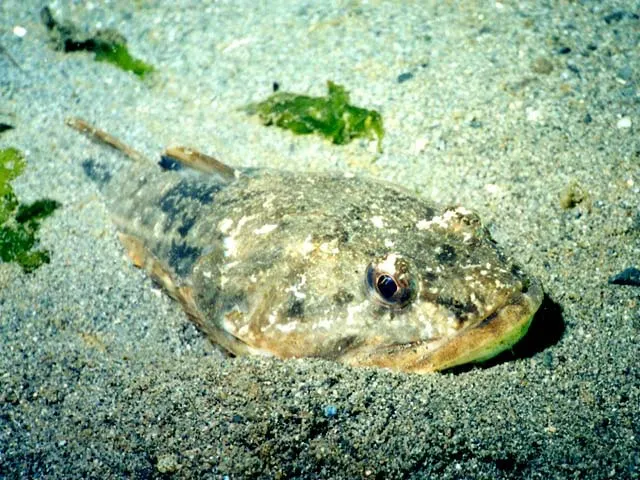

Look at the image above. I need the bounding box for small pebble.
[616,117,631,129]
[323,405,338,417]
[231,414,243,423]
[13,25,27,37]
[604,11,639,24]
[397,72,414,83]
[559,181,590,210]
[156,454,181,473]
[526,108,541,122]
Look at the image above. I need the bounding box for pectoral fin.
[117,232,256,357]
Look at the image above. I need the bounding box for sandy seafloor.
[0,1,638,478]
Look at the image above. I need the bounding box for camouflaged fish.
[67,117,543,373]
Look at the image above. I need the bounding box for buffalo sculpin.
[67,118,543,373]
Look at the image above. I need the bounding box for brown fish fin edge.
[164,146,237,181]
[66,117,151,164]
[117,232,257,357]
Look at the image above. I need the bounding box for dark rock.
[608,267,640,287]
[397,72,414,83]
[604,11,639,24]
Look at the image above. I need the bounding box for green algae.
[41,6,154,79]
[0,148,25,223]
[244,81,384,152]
[0,148,60,273]
[93,41,153,77]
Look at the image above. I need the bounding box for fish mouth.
[343,277,544,373]
[411,277,544,373]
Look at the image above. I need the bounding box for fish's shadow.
[446,294,565,374]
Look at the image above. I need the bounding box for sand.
[0,1,638,478]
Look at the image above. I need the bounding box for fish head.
[191,174,542,373]
[337,204,544,373]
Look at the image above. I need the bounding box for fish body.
[76,122,542,373]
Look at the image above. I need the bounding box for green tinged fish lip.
[341,277,544,373]
[412,277,544,373]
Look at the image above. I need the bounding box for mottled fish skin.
[86,151,543,373]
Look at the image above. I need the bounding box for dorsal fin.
[164,146,238,181]
[66,117,239,182]
[65,117,150,164]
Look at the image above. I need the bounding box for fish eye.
[365,254,417,309]
[376,274,398,299]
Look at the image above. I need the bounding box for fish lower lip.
[340,279,544,373]
[412,278,544,373]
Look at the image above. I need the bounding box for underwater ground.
[1,1,638,478]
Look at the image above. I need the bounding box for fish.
[66,117,543,373]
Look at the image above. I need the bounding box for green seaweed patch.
[0,148,61,273]
[244,81,384,152]
[41,6,154,79]
[93,42,153,77]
